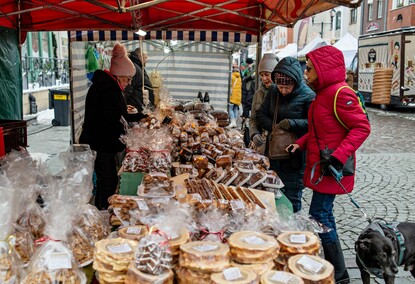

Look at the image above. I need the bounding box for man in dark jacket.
[79,43,147,210]
[256,56,315,213]
[124,48,155,112]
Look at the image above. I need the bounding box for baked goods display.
[211,267,259,284]
[22,241,87,284]
[179,241,230,272]
[228,231,280,264]
[175,265,213,284]
[138,172,175,197]
[169,227,190,261]
[287,254,334,284]
[261,270,304,284]
[126,265,174,284]
[118,225,148,241]
[93,238,138,283]
[275,231,320,270]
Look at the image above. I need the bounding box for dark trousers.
[94,151,118,210]
[309,191,338,244]
[270,159,304,213]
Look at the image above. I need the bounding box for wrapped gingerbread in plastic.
[138,172,174,198]
[22,178,87,284]
[147,128,174,173]
[193,155,209,169]
[0,176,25,284]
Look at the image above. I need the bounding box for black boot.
[197,91,203,102]
[322,240,350,284]
[203,91,210,103]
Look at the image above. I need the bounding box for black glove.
[278,119,291,130]
[328,155,343,171]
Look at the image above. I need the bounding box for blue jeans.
[309,191,338,245]
[229,104,239,120]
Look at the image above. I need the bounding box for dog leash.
[328,166,372,224]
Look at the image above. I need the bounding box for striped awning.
[69,30,258,43]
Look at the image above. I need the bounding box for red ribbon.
[198,227,227,243]
[34,236,60,246]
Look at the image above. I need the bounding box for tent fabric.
[70,30,258,43]
[0,28,22,120]
[297,36,326,59]
[0,0,359,39]
[276,43,298,60]
[334,33,358,68]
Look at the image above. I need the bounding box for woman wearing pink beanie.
[80,42,147,210]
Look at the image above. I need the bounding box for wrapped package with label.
[210,267,259,284]
[275,231,320,270]
[287,254,334,284]
[261,270,304,284]
[228,231,279,264]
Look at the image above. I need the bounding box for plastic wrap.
[0,175,24,284]
[22,167,87,284]
[192,209,230,243]
[137,173,174,198]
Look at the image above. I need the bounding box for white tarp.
[334,33,358,68]
[297,36,325,58]
[276,43,298,60]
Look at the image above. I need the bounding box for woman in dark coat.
[79,42,147,210]
[256,56,315,213]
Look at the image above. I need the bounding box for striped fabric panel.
[71,42,89,142]
[69,30,257,43]
[70,41,232,139]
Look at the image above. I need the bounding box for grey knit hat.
[258,53,278,74]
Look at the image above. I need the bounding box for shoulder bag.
[268,95,297,160]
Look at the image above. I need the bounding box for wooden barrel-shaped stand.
[371,67,393,105]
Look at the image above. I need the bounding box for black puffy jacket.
[257,57,315,139]
[79,70,146,153]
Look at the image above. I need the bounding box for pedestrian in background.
[241,57,255,119]
[79,42,147,210]
[256,57,315,213]
[250,53,278,154]
[125,47,155,112]
[228,65,242,128]
[288,45,370,283]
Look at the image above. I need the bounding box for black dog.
[355,219,415,284]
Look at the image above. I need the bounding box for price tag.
[136,200,149,211]
[126,227,142,235]
[243,235,267,245]
[151,198,169,204]
[48,253,72,270]
[230,199,245,210]
[297,255,324,273]
[107,243,132,254]
[223,267,243,281]
[270,271,292,283]
[193,244,218,252]
[290,234,306,244]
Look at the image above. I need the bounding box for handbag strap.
[272,95,280,127]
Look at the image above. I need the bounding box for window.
[377,0,383,18]
[368,2,373,20]
[395,0,404,7]
[350,8,357,24]
[335,11,341,30]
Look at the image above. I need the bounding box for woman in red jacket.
[288,46,370,283]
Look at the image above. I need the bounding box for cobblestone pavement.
[303,108,415,283]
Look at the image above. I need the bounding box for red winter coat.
[296,46,371,194]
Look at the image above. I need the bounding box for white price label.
[136,200,149,211]
[107,243,132,254]
[151,198,169,204]
[48,253,72,270]
[243,235,267,245]
[297,255,324,273]
[126,227,142,235]
[290,234,306,244]
[193,244,218,252]
[223,267,243,281]
[230,199,245,210]
[270,271,292,283]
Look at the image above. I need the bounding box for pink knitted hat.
[110,42,135,77]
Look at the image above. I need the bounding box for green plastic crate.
[119,172,145,195]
